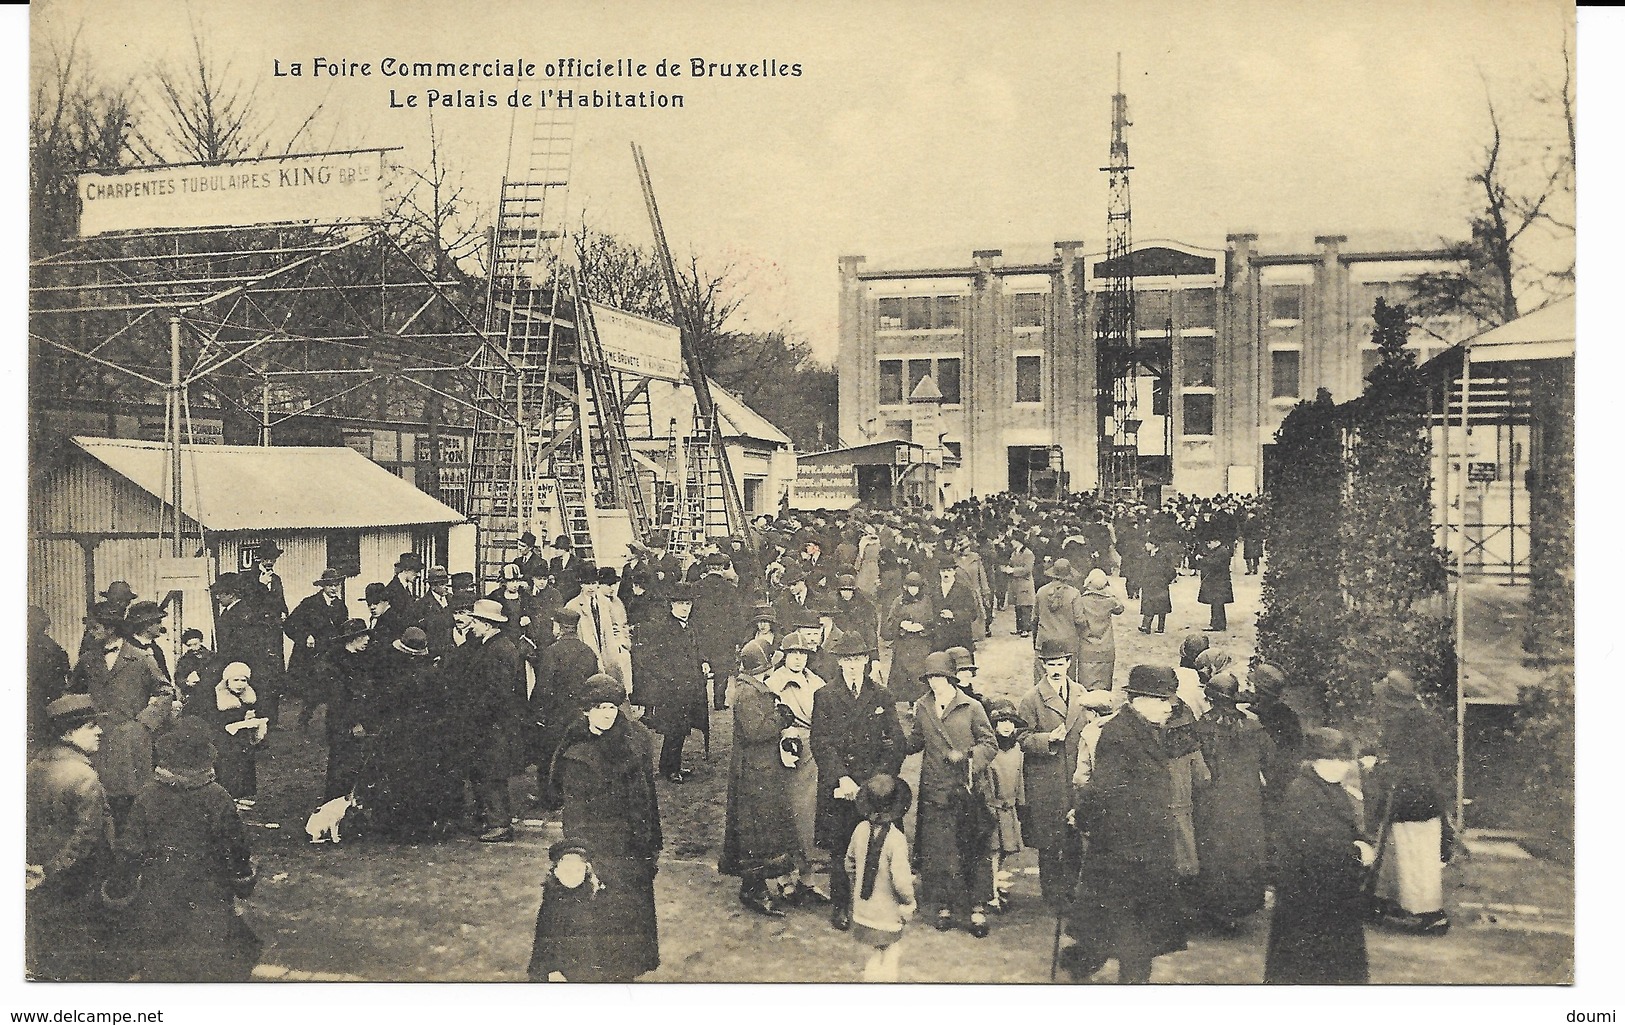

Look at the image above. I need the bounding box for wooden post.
[1455,348,1471,828]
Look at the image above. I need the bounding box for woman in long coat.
[1192,671,1272,932]
[105,721,259,982]
[904,653,998,937]
[1265,728,1371,984]
[180,661,266,804]
[719,641,801,915]
[547,677,662,981]
[1197,539,1235,632]
[1137,541,1177,634]
[1073,569,1125,690]
[882,573,934,705]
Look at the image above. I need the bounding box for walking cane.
[1050,820,1089,982]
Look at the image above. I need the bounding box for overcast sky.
[34,0,1574,360]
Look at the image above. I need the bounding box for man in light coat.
[1003,536,1037,637]
[1033,558,1085,681]
[566,566,633,696]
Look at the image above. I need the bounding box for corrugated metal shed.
[70,437,464,531]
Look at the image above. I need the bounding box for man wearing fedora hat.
[285,569,351,731]
[448,598,526,842]
[413,566,458,656]
[811,631,903,931]
[364,581,410,649]
[78,601,171,829]
[1019,639,1116,911]
[384,552,426,616]
[566,565,632,695]
[26,694,118,981]
[692,553,744,711]
[99,581,138,619]
[1070,665,1192,983]
[243,541,289,659]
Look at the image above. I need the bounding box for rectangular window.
[327,530,361,579]
[1182,289,1217,328]
[1182,393,1215,436]
[907,358,933,397]
[1181,336,1215,388]
[1270,349,1302,399]
[1015,354,1042,403]
[878,359,904,404]
[937,358,962,404]
[1269,284,1304,322]
[1136,290,1172,330]
[1012,293,1045,328]
[943,441,963,460]
[935,295,963,329]
[877,297,904,330]
[905,296,933,331]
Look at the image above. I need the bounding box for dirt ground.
[238,566,1574,983]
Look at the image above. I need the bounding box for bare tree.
[388,114,486,281]
[144,27,326,163]
[29,30,141,255]
[1411,40,1575,326]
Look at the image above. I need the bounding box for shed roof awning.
[72,436,465,531]
[645,378,793,447]
[1456,296,1575,365]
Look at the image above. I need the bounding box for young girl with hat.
[845,774,916,982]
[982,700,1027,914]
[527,838,610,982]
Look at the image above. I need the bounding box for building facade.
[838,236,1477,499]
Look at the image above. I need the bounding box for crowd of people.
[26,488,1457,984]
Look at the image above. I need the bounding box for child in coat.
[846,774,916,983]
[983,701,1027,913]
[173,629,217,700]
[527,839,611,983]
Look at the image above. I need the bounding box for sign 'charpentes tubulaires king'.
[77,151,386,237]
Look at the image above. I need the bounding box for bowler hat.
[450,571,476,591]
[828,632,873,659]
[257,541,284,562]
[596,566,620,585]
[919,651,955,681]
[83,600,123,628]
[1125,665,1177,699]
[855,774,913,822]
[1037,638,1074,661]
[334,618,372,642]
[581,673,624,707]
[395,552,425,572]
[469,598,508,624]
[396,627,430,656]
[313,568,346,587]
[365,582,391,604]
[100,581,137,604]
[1045,558,1074,580]
[1302,726,1357,761]
[46,694,99,732]
[155,720,217,773]
[553,535,572,550]
[124,601,166,628]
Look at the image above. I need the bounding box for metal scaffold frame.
[30,209,514,555]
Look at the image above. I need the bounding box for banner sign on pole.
[78,151,385,236]
[586,301,685,383]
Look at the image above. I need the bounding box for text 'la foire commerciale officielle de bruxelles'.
[271,56,805,109]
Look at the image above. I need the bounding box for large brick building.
[836,235,1478,500]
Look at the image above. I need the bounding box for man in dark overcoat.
[1197,539,1234,632]
[548,536,584,605]
[929,564,980,654]
[319,618,378,800]
[241,542,290,721]
[363,582,411,648]
[532,607,600,794]
[635,584,709,782]
[691,553,744,711]
[413,566,458,656]
[382,552,424,617]
[452,598,527,842]
[1071,665,1190,983]
[810,631,903,930]
[284,568,351,730]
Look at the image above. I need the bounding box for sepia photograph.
[19,0,1586,1004]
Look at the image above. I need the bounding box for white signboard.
[794,462,861,509]
[78,151,384,236]
[587,301,685,383]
